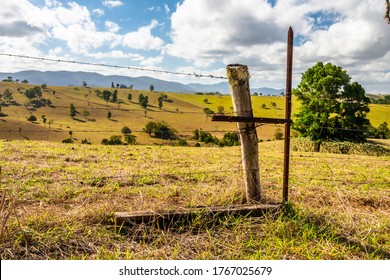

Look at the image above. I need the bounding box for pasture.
[1,82,389,145]
[1,140,389,259]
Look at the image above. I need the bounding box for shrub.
[220,132,239,146]
[102,135,123,145]
[144,121,177,140]
[274,128,283,140]
[292,138,390,156]
[121,126,132,135]
[27,115,37,122]
[62,138,74,144]
[81,138,91,145]
[124,134,137,145]
[176,139,188,146]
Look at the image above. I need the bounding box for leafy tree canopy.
[293,62,371,147]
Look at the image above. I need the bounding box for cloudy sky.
[1,0,390,93]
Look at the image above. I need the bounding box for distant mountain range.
[0,70,284,95]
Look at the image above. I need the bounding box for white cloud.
[102,0,124,8]
[166,0,390,92]
[92,8,104,17]
[122,20,165,50]
[164,4,170,14]
[86,50,144,61]
[105,21,120,32]
[139,55,164,67]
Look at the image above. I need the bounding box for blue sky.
[1,0,390,93]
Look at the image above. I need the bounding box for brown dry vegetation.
[1,140,389,259]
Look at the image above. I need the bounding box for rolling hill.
[0,81,389,145]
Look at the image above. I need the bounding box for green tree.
[112,90,118,102]
[121,126,132,135]
[371,122,390,139]
[144,121,177,140]
[70,103,77,118]
[83,109,90,119]
[127,93,132,101]
[149,84,154,92]
[274,128,283,140]
[158,96,164,109]
[2,88,13,103]
[27,114,37,122]
[293,62,371,151]
[107,111,112,119]
[102,90,111,102]
[139,94,148,108]
[24,86,42,100]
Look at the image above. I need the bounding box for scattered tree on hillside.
[24,86,42,100]
[144,121,177,140]
[83,109,90,120]
[102,90,112,102]
[41,115,47,125]
[371,122,390,139]
[82,81,88,87]
[149,84,154,92]
[293,62,371,151]
[274,128,283,140]
[21,79,29,84]
[112,90,118,103]
[158,96,164,109]
[203,107,215,122]
[127,93,132,101]
[70,103,77,118]
[2,76,13,82]
[107,111,112,119]
[121,126,132,135]
[138,94,148,108]
[111,82,115,88]
[2,88,13,103]
[41,83,47,91]
[27,114,37,122]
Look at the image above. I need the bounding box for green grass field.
[1,82,389,260]
[1,82,389,144]
[1,140,389,259]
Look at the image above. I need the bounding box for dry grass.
[0,140,389,259]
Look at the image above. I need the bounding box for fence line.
[0,53,227,80]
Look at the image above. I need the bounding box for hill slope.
[0,82,389,145]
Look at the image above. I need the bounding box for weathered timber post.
[226,64,261,202]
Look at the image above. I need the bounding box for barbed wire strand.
[0,53,228,80]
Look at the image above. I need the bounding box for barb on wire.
[0,53,228,80]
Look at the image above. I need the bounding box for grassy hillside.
[1,82,389,144]
[1,140,389,259]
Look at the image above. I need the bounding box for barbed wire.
[0,53,228,80]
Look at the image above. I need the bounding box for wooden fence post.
[226,64,261,202]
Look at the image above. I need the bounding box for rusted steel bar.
[212,115,293,124]
[283,27,294,203]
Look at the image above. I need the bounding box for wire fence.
[0,53,228,80]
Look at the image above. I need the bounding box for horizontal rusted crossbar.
[211,115,293,124]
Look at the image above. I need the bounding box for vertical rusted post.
[283,27,294,202]
[226,64,261,203]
